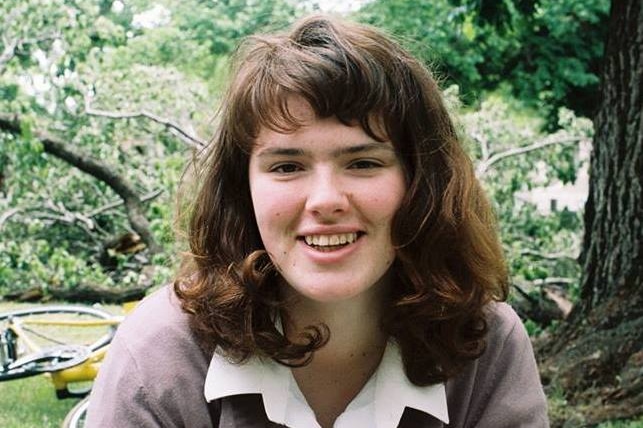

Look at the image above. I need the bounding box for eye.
[349,159,382,169]
[270,163,302,174]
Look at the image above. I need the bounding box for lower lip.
[298,236,362,264]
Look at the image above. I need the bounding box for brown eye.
[271,163,301,174]
[349,160,382,169]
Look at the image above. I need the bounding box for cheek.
[252,201,279,233]
[249,178,279,225]
[366,181,406,221]
[251,192,300,240]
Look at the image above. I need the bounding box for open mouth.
[300,232,363,252]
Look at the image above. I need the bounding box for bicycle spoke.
[21,325,68,346]
[0,305,116,381]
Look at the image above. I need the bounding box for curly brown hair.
[175,14,508,385]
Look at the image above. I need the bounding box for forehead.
[281,96,317,123]
[251,97,390,151]
[253,116,392,155]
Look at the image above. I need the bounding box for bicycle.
[0,302,132,427]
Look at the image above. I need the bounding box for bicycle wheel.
[0,305,117,381]
[62,396,90,428]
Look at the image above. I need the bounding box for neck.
[280,279,389,366]
[280,281,391,428]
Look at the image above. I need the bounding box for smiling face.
[248,107,406,304]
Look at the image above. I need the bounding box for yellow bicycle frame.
[7,302,137,398]
[49,346,108,396]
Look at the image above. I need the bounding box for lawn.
[0,300,122,427]
[0,375,82,427]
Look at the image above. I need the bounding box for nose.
[305,169,349,219]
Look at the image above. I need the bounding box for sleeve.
[85,336,165,428]
[84,287,213,428]
[446,303,550,428]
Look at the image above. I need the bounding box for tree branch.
[512,280,572,323]
[531,277,576,287]
[0,207,20,230]
[1,190,161,242]
[0,113,161,253]
[0,32,61,74]
[85,188,163,218]
[46,199,96,230]
[0,38,18,72]
[518,248,578,262]
[475,135,587,177]
[0,204,101,240]
[470,131,489,162]
[512,282,538,304]
[84,94,206,150]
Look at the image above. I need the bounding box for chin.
[285,277,383,305]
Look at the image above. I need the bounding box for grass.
[1,300,123,427]
[0,375,82,427]
[598,421,643,428]
[547,385,643,427]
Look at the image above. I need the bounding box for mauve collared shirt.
[86,286,549,427]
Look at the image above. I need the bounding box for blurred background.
[0,1,640,427]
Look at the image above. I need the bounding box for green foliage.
[0,0,304,293]
[458,90,590,301]
[355,0,609,125]
[597,418,643,428]
[500,0,610,126]
[172,0,299,55]
[1,0,590,325]
[523,318,544,336]
[357,0,484,102]
[0,239,114,293]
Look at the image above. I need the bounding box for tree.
[539,0,642,424]
[357,0,610,126]
[459,96,589,326]
[0,0,300,299]
[0,0,590,311]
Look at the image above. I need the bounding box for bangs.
[223,18,412,149]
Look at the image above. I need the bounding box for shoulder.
[110,284,210,380]
[116,285,194,346]
[445,302,549,427]
[87,285,212,427]
[122,284,189,328]
[454,301,533,381]
[483,301,526,350]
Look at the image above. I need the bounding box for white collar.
[204,341,449,427]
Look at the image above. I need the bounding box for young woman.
[87,15,549,428]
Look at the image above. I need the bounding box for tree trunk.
[538,1,643,424]
[579,0,642,312]
[3,284,149,304]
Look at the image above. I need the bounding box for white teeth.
[304,233,358,247]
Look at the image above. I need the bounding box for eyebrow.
[255,142,395,158]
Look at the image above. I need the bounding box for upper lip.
[297,226,364,237]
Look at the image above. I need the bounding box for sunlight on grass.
[0,375,81,428]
